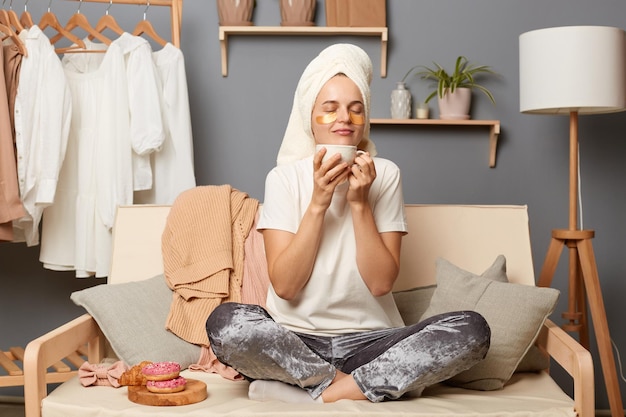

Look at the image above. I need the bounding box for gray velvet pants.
[206,302,490,402]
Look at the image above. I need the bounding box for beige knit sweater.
[162,185,259,346]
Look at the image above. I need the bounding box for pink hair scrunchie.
[78,361,127,388]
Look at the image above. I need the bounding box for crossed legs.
[207,302,489,403]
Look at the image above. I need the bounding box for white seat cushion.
[42,370,575,417]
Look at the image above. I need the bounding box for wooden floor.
[0,400,24,417]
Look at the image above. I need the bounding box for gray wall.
[2,0,626,410]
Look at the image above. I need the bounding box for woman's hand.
[345,153,400,296]
[312,147,350,210]
[264,148,349,300]
[263,148,351,300]
[347,151,375,205]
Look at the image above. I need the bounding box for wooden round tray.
[128,379,207,406]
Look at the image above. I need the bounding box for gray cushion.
[515,344,550,372]
[393,285,436,326]
[71,274,201,368]
[420,256,559,390]
[393,254,508,326]
[392,264,549,373]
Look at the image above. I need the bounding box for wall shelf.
[370,118,501,168]
[219,26,388,77]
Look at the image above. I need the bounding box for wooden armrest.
[537,319,594,417]
[23,314,105,417]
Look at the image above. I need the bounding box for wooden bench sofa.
[23,203,593,417]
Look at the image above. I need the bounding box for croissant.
[117,361,152,386]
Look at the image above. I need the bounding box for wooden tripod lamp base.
[520,25,626,417]
[538,229,623,417]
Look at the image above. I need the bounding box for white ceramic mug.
[316,144,360,164]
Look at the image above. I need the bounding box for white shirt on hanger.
[40,40,133,278]
[134,42,196,205]
[12,25,72,247]
[65,34,165,192]
[115,33,166,191]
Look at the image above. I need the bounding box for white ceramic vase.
[390,82,412,119]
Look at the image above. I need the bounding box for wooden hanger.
[4,1,24,33]
[89,0,124,41]
[0,7,26,56]
[133,19,166,46]
[0,23,26,55]
[132,0,166,47]
[39,1,86,50]
[50,0,111,47]
[0,9,16,32]
[19,0,34,29]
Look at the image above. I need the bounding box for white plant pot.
[437,88,472,120]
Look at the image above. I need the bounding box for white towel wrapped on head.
[276,43,378,166]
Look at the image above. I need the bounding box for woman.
[206,43,490,403]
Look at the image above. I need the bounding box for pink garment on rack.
[0,45,26,241]
[3,44,22,143]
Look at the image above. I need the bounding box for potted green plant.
[402,56,496,119]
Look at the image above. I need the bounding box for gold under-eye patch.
[315,112,365,125]
[349,112,365,125]
[316,112,337,124]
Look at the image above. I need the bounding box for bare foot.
[321,371,367,402]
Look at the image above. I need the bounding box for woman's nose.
[336,108,350,123]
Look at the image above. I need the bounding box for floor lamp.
[520,26,626,416]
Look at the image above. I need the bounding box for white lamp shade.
[519,25,626,115]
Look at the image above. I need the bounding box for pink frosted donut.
[146,376,187,393]
[141,361,181,381]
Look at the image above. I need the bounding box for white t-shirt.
[257,156,408,336]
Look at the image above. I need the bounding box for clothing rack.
[64,0,183,47]
[0,0,184,391]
